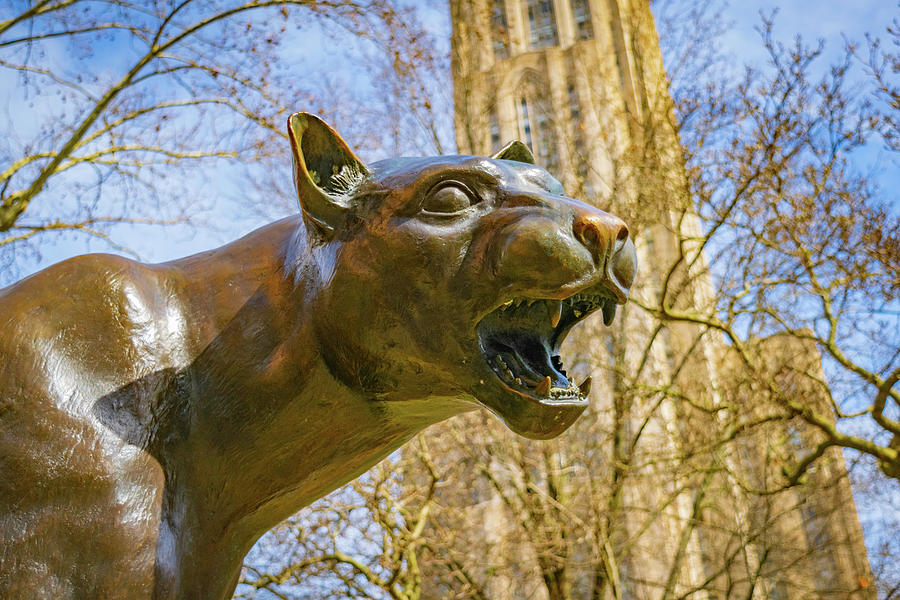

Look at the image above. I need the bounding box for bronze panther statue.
[0,113,636,599]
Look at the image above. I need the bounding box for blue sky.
[720,0,896,58]
[697,0,900,192]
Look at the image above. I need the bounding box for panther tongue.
[514,333,567,387]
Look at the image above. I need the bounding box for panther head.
[288,113,636,439]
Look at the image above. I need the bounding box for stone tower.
[428,0,877,598]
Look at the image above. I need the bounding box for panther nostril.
[573,212,627,261]
[578,224,601,250]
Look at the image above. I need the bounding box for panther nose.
[573,211,637,297]
[573,211,629,260]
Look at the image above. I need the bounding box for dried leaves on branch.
[655,14,900,483]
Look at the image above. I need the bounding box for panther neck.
[149,218,463,599]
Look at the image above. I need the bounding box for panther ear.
[287,112,370,238]
[491,141,536,165]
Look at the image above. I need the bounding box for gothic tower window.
[567,82,580,124]
[526,0,558,49]
[570,0,594,40]
[489,110,501,150]
[568,82,590,195]
[517,71,558,171]
[535,108,554,168]
[519,97,533,149]
[491,0,509,58]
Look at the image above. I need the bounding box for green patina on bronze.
[0,113,636,599]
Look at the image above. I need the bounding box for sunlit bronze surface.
[0,113,636,599]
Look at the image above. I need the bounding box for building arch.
[512,68,559,170]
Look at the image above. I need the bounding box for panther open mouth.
[477,287,620,405]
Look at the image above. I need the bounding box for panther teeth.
[486,292,615,400]
[549,385,580,399]
[578,376,592,397]
[489,356,584,399]
[602,302,616,326]
[550,301,562,328]
[497,293,616,329]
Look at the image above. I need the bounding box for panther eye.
[422,182,476,214]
